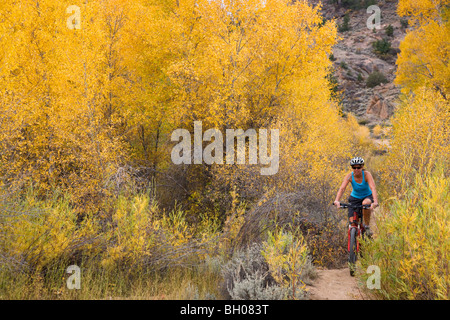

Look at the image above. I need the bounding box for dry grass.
[0,260,223,300]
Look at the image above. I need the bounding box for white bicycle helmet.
[350,157,364,166]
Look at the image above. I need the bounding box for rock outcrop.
[314,0,405,126]
[366,94,391,120]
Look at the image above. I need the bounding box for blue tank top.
[350,170,372,199]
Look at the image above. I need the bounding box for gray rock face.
[314,0,406,126]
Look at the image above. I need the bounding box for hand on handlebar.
[333,201,341,208]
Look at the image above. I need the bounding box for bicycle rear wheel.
[349,227,357,277]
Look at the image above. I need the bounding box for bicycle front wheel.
[349,227,357,277]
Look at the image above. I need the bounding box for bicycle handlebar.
[333,203,371,209]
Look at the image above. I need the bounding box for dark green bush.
[372,39,392,56]
[366,71,388,88]
[338,14,350,32]
[340,61,348,69]
[357,73,363,82]
[385,25,394,37]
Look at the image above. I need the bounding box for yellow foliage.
[363,2,450,299]
[0,0,184,209]
[102,194,159,268]
[219,193,247,255]
[372,125,383,137]
[346,113,373,149]
[397,0,450,26]
[360,168,450,299]
[153,0,361,224]
[0,189,101,270]
[101,193,221,269]
[395,19,450,99]
[380,87,450,197]
[0,189,220,272]
[162,0,339,133]
[262,227,310,299]
[0,0,144,208]
[0,0,361,221]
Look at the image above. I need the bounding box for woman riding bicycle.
[334,157,379,235]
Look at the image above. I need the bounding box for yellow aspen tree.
[397,0,450,26]
[121,1,180,170]
[161,0,356,217]
[0,0,145,209]
[386,0,450,198]
[380,87,450,197]
[396,0,450,99]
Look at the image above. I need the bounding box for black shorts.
[347,195,373,218]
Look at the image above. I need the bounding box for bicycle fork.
[348,225,361,252]
[348,211,363,253]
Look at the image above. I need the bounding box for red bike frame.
[335,202,371,276]
[347,210,365,253]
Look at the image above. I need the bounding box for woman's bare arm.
[334,173,352,207]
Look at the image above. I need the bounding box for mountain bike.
[334,203,371,276]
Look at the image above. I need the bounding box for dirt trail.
[307,268,368,300]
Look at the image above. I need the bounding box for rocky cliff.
[315,0,406,129]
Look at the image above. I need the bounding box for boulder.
[366,94,391,119]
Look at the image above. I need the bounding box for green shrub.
[338,14,350,32]
[366,71,388,88]
[357,73,363,82]
[385,25,394,37]
[372,39,392,56]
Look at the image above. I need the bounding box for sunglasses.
[352,166,362,170]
